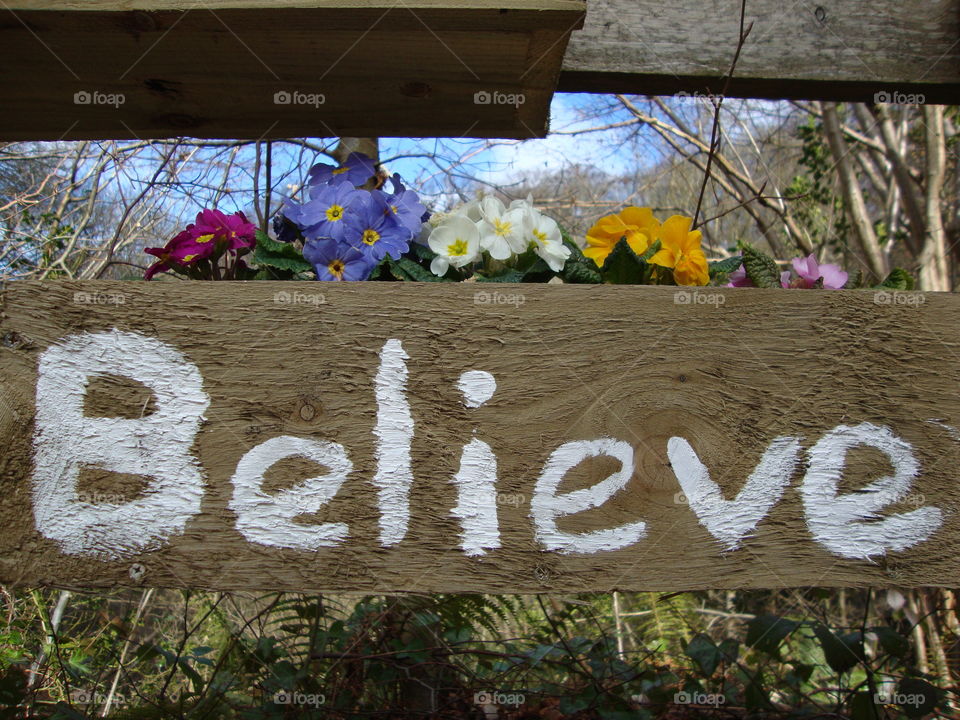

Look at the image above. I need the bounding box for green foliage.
[251,230,312,277]
[598,238,661,285]
[746,614,799,655]
[876,267,916,290]
[708,255,742,280]
[738,241,782,288]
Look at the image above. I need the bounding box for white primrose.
[476,196,527,259]
[427,214,481,276]
[521,207,570,272]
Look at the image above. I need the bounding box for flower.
[647,215,709,286]
[376,185,427,236]
[427,215,480,276]
[343,192,413,263]
[144,209,256,280]
[477,196,527,259]
[307,152,376,187]
[584,206,660,267]
[303,238,376,281]
[284,182,363,241]
[786,253,848,289]
[520,206,570,272]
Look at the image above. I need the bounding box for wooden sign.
[0,0,584,141]
[1,281,959,592]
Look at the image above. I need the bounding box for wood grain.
[560,0,960,103]
[2,281,960,592]
[0,2,584,141]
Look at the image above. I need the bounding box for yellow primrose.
[584,206,660,267]
[648,215,710,286]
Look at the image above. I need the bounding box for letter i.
[451,370,501,556]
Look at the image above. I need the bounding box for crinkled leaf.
[563,261,602,284]
[709,255,743,278]
[476,269,527,283]
[738,242,782,288]
[601,237,647,284]
[746,614,799,655]
[877,267,916,290]
[813,624,863,674]
[386,256,448,282]
[253,230,312,273]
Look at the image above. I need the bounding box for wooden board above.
[0,1,585,141]
[2,281,960,593]
[560,0,960,103]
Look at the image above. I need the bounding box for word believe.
[31,330,943,561]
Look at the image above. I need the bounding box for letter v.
[667,436,802,551]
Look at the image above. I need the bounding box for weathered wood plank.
[1,281,959,593]
[560,0,960,103]
[0,2,584,141]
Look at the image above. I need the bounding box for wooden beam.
[2,282,960,593]
[0,2,585,141]
[560,0,960,103]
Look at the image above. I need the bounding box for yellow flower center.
[182,254,197,263]
[447,239,469,257]
[493,218,512,236]
[332,167,349,176]
[532,229,548,245]
[326,205,344,222]
[362,229,381,246]
[328,259,346,280]
[195,233,215,244]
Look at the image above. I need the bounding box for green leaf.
[896,677,940,717]
[600,237,647,284]
[709,255,743,278]
[869,626,910,657]
[562,259,602,284]
[476,269,527,283]
[407,242,438,262]
[386,256,448,282]
[746,614,799,655]
[848,691,876,720]
[813,624,863,674]
[876,267,916,290]
[637,239,662,263]
[685,634,722,677]
[253,230,312,273]
[0,668,26,706]
[738,242,782,288]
